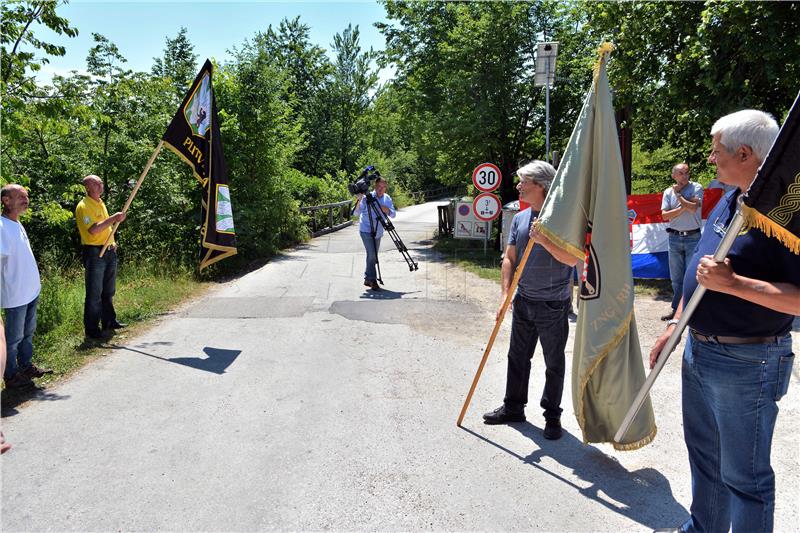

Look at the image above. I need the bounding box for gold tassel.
[593,42,616,81]
[742,204,800,255]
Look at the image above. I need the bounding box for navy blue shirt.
[508,208,572,301]
[683,189,800,337]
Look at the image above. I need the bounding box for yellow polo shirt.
[75,196,115,246]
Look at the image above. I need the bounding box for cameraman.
[353,177,396,290]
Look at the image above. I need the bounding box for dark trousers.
[82,246,118,335]
[504,293,570,420]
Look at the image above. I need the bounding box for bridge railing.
[299,200,354,237]
[299,185,464,237]
[407,185,464,204]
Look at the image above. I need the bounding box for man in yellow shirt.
[75,175,126,339]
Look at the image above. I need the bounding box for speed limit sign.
[472,163,502,193]
[473,192,501,221]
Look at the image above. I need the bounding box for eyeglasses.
[712,193,739,237]
[712,212,728,237]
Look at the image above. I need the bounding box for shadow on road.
[359,288,418,300]
[460,424,688,530]
[110,345,241,374]
[1,387,71,418]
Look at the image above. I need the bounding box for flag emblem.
[216,185,234,233]
[580,223,601,301]
[184,72,212,137]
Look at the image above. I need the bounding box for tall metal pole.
[545,57,551,164]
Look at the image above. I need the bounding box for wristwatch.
[666,319,680,328]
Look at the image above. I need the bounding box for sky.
[35,0,393,83]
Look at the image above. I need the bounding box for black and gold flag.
[742,91,800,255]
[163,59,237,270]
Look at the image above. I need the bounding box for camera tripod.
[359,192,418,285]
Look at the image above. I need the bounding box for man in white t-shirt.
[0,184,52,388]
[660,163,704,320]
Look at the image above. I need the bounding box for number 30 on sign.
[473,192,501,221]
[472,163,501,193]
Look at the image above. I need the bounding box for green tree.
[257,17,334,177]
[215,39,306,260]
[151,27,198,98]
[84,33,133,196]
[584,1,800,167]
[329,24,378,175]
[1,0,78,107]
[378,1,592,201]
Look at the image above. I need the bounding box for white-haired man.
[651,110,799,533]
[483,160,579,439]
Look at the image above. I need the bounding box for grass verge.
[432,235,503,282]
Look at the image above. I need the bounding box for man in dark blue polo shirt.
[482,161,579,440]
[650,110,799,533]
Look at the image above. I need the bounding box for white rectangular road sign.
[455,200,491,241]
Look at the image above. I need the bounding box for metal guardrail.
[299,200,354,237]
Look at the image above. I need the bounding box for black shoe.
[4,373,34,389]
[660,310,676,321]
[21,364,53,379]
[369,280,381,290]
[86,329,110,340]
[103,321,127,330]
[543,418,563,440]
[483,405,526,425]
[364,279,373,288]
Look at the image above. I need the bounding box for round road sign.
[472,163,502,193]
[473,192,501,221]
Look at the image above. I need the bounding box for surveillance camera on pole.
[535,42,559,164]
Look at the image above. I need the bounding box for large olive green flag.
[535,44,656,450]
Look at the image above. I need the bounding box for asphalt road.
[2,200,798,532]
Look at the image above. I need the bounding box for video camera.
[347,165,381,196]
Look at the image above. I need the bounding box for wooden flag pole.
[457,235,537,427]
[100,141,164,257]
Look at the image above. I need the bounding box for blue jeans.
[359,231,382,282]
[503,294,570,420]
[668,232,701,310]
[3,297,38,380]
[681,334,794,533]
[82,246,118,335]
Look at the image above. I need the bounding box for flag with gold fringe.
[742,91,800,255]
[162,59,237,270]
[534,43,656,450]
